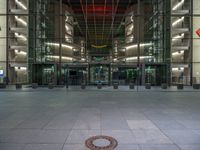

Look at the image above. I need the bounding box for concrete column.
[193,0,200,84]
[0,0,7,83]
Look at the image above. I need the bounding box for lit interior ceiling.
[63,0,138,55]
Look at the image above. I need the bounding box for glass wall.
[113,0,166,86]
[193,0,200,84]
[1,0,200,87]
[7,0,28,84]
[0,0,7,83]
[170,0,192,85]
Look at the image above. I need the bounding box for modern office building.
[0,0,200,86]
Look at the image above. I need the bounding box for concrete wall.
[0,0,7,82]
[193,0,200,83]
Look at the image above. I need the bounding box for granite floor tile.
[22,144,62,150]
[127,120,159,130]
[132,130,173,144]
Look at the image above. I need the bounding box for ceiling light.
[15,49,27,55]
[46,55,73,61]
[172,0,185,11]
[172,33,184,41]
[65,25,70,31]
[46,42,73,49]
[126,43,152,50]
[125,56,153,61]
[172,50,184,56]
[172,17,184,27]
[15,0,27,10]
[172,67,184,71]
[15,67,27,70]
[15,16,27,26]
[15,32,27,41]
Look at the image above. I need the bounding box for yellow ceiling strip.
[91,44,107,49]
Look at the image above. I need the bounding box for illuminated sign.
[0,70,4,77]
[196,28,200,37]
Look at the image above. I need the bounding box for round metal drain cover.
[85,135,118,150]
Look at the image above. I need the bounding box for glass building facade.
[0,0,200,86]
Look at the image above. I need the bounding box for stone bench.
[16,83,22,89]
[97,83,102,89]
[48,83,54,89]
[113,83,119,89]
[81,83,86,89]
[161,83,168,89]
[145,83,151,89]
[0,83,6,89]
[177,84,184,90]
[193,84,200,89]
[129,83,135,89]
[32,83,38,89]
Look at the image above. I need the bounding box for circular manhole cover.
[85,135,118,150]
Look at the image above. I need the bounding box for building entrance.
[62,65,87,85]
[33,64,56,85]
[89,65,110,85]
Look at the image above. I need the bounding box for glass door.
[42,67,55,85]
[90,65,109,85]
[33,64,55,85]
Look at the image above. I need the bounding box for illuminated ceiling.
[63,0,138,55]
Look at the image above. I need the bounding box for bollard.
[161,83,167,89]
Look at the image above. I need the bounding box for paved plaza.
[0,89,200,150]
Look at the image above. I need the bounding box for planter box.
[0,83,6,89]
[193,84,200,89]
[16,83,22,89]
[145,83,151,89]
[161,83,167,89]
[177,84,184,90]
[113,83,119,89]
[48,83,54,89]
[32,83,38,89]
[97,83,102,89]
[129,83,135,89]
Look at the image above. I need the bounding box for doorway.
[33,64,56,85]
[89,65,110,85]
